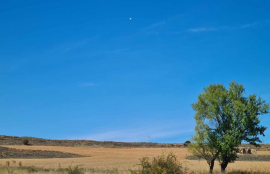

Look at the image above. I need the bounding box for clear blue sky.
[1,0,270,143]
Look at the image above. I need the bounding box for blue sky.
[1,0,270,143]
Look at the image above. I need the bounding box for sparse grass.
[57,165,84,174]
[186,154,270,161]
[1,166,270,174]
[190,171,270,174]
[0,166,128,174]
[0,160,124,174]
[1,146,270,173]
[1,159,270,174]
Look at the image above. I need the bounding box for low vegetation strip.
[186,154,270,161]
[0,146,83,159]
[0,135,184,148]
[1,165,270,174]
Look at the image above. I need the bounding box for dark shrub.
[184,141,191,147]
[130,153,186,174]
[22,138,29,145]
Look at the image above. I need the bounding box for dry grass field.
[1,145,270,173]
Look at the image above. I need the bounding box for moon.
[129,18,132,21]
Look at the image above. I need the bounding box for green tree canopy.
[191,81,269,172]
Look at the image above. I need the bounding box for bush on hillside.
[22,138,29,145]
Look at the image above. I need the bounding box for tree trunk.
[209,159,215,174]
[220,161,229,173]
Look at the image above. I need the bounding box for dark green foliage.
[184,141,191,144]
[22,138,29,145]
[130,153,186,174]
[184,141,191,146]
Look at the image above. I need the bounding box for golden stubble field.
[1,145,270,173]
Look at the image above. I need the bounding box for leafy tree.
[184,140,191,144]
[184,140,191,146]
[192,81,269,172]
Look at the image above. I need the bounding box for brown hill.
[0,135,184,148]
[1,135,269,150]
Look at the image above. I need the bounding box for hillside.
[0,146,82,159]
[0,135,184,148]
[1,135,270,150]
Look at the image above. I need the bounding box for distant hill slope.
[0,146,83,159]
[0,135,185,148]
[1,135,269,150]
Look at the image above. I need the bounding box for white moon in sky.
[129,18,132,21]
